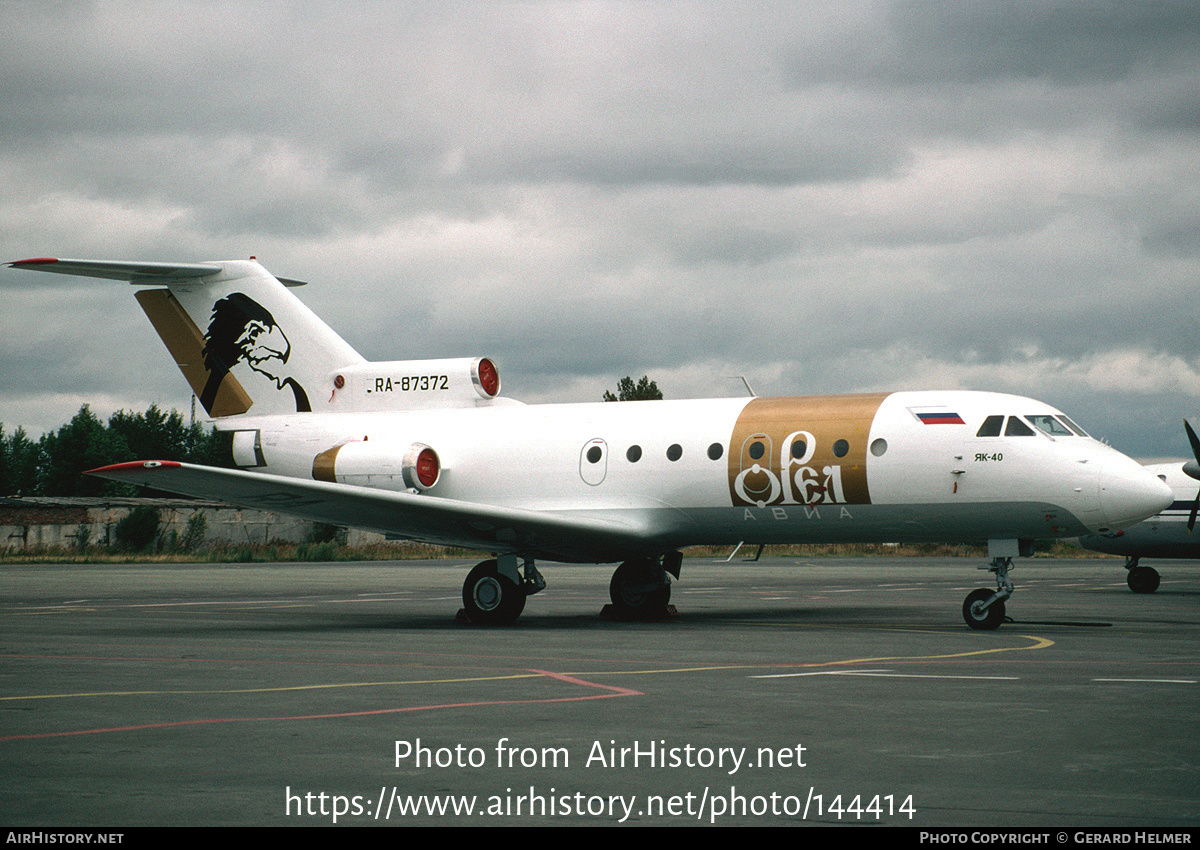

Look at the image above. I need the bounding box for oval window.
[579,439,607,485]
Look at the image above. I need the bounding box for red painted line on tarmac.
[0,670,643,741]
[528,668,643,697]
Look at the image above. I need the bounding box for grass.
[0,539,1117,564]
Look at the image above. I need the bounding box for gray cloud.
[1,0,1198,460]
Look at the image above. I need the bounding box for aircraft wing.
[88,461,660,563]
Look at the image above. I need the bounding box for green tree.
[0,425,41,496]
[38,406,133,496]
[30,404,224,497]
[180,512,208,553]
[109,405,192,461]
[603,375,663,402]
[114,505,162,552]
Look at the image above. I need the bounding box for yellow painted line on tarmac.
[0,672,545,701]
[564,633,1054,678]
[0,635,1054,702]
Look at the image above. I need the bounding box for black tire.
[962,587,1005,630]
[462,560,526,625]
[609,558,671,618]
[1127,566,1161,594]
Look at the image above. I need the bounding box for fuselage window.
[748,441,766,460]
[870,438,888,457]
[626,445,642,462]
[1004,416,1036,437]
[791,438,807,458]
[707,442,724,460]
[667,443,683,461]
[833,439,849,458]
[1027,415,1073,437]
[586,445,603,463]
[976,415,1004,437]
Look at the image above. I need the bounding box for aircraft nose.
[1098,463,1174,529]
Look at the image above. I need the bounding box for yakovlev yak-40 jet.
[10,257,1174,629]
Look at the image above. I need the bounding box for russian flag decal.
[911,409,966,425]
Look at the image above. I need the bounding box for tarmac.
[1,556,1197,827]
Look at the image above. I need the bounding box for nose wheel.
[963,588,1006,630]
[962,556,1014,630]
[1125,558,1160,594]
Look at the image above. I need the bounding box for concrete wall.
[0,500,384,551]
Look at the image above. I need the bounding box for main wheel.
[609,558,671,618]
[462,560,526,625]
[962,587,1005,630]
[1127,565,1160,594]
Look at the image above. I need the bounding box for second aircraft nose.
[1098,463,1175,530]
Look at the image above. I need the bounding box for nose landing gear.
[1125,557,1161,593]
[962,556,1015,630]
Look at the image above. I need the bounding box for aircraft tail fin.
[9,257,365,418]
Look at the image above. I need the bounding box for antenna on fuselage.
[728,376,757,398]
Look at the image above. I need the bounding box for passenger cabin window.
[1004,416,1036,436]
[976,415,1004,437]
[1027,415,1074,437]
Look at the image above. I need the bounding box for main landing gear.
[1124,556,1160,594]
[459,552,682,625]
[606,554,679,620]
[962,556,1015,630]
[460,556,545,626]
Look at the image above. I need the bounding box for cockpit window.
[976,415,1004,437]
[1058,415,1089,437]
[1027,415,1074,437]
[1004,417,1036,436]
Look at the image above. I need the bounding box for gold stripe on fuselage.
[727,394,887,508]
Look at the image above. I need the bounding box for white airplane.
[8,257,1175,629]
[1076,422,1200,593]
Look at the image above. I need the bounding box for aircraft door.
[735,432,778,505]
[580,438,608,486]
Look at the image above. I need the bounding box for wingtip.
[7,257,59,267]
[86,460,182,475]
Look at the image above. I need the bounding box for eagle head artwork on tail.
[201,293,311,412]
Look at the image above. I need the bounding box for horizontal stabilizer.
[8,257,222,281]
[7,257,307,287]
[88,461,659,562]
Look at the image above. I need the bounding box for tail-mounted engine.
[313,440,441,492]
[326,357,502,411]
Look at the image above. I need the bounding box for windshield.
[1027,415,1075,437]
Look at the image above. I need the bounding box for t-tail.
[8,257,507,418]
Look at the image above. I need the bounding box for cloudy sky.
[1,0,1198,459]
